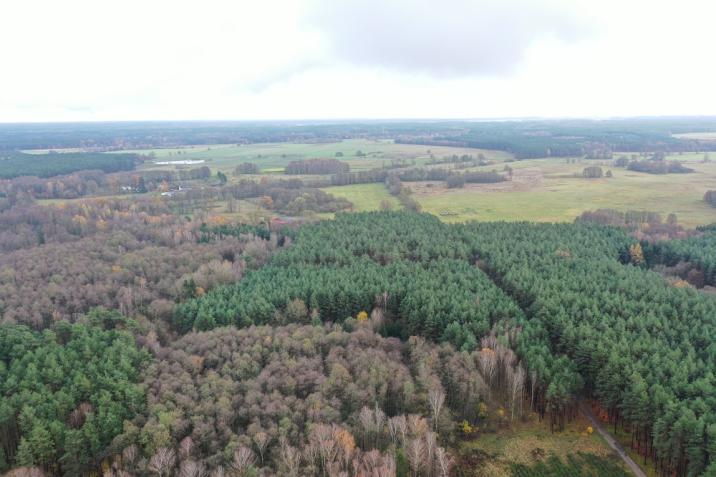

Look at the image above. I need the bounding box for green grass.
[509,453,630,477]
[414,157,716,227]
[457,413,627,477]
[323,183,401,212]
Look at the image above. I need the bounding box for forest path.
[579,403,647,477]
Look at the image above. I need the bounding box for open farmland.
[409,156,716,226]
[117,139,513,175]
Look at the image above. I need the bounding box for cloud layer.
[306,0,593,77]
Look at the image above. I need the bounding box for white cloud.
[303,0,593,77]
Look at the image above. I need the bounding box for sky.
[1,0,715,122]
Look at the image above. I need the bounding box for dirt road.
[579,404,647,477]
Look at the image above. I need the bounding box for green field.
[412,157,716,227]
[323,183,401,212]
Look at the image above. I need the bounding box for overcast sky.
[1,0,715,122]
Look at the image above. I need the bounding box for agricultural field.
[410,156,716,227]
[116,139,512,175]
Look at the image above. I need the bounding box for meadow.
[323,183,400,211]
[380,155,714,227]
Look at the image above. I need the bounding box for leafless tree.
[122,444,138,471]
[428,387,445,431]
[178,460,207,477]
[148,447,176,477]
[477,348,497,399]
[387,416,399,446]
[209,466,226,477]
[359,406,375,448]
[406,438,425,477]
[373,405,386,447]
[252,431,270,465]
[425,431,437,475]
[435,447,454,477]
[407,414,428,438]
[312,424,339,475]
[179,436,194,460]
[508,363,525,420]
[279,436,301,476]
[231,446,255,477]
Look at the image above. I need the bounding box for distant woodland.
[3,117,716,157]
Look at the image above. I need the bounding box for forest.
[2,169,716,475]
[0,152,138,179]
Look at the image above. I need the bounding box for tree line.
[0,152,138,179]
[284,158,349,175]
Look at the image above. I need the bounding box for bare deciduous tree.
[178,460,206,477]
[425,431,437,475]
[508,363,525,420]
[122,444,138,471]
[406,438,425,477]
[435,447,454,477]
[209,466,226,477]
[428,387,445,431]
[179,436,194,460]
[231,446,255,477]
[278,437,301,476]
[148,447,176,477]
[252,431,270,465]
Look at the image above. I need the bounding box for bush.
[582,166,603,178]
[446,175,466,188]
[236,162,260,174]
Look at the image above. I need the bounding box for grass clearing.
[323,183,401,212]
[414,157,716,227]
[458,412,627,477]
